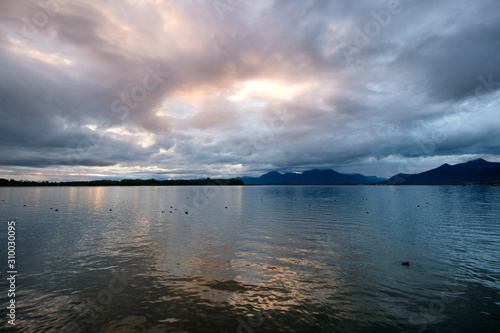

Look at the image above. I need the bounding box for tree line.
[0,178,244,186]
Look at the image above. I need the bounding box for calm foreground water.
[0,185,499,332]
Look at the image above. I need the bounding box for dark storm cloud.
[0,0,499,179]
[391,21,500,102]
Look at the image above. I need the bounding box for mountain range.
[238,169,386,185]
[382,158,500,185]
[238,159,500,185]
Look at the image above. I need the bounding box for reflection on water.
[0,185,499,332]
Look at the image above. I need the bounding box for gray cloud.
[0,0,499,180]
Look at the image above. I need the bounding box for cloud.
[0,0,499,180]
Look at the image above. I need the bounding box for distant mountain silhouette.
[239,169,385,185]
[383,159,500,185]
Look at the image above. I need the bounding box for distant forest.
[0,178,244,187]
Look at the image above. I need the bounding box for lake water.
[0,185,499,332]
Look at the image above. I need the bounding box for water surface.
[0,185,499,332]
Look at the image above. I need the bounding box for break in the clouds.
[1,0,500,180]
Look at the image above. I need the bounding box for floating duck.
[402,261,410,266]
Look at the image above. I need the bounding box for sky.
[1,0,500,181]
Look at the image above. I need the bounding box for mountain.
[366,176,389,183]
[383,159,500,185]
[239,169,385,185]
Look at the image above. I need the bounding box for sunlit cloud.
[0,0,499,180]
[227,80,316,102]
[6,36,73,66]
[106,127,156,148]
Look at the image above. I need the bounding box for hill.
[383,159,500,185]
[239,169,385,185]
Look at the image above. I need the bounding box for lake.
[0,185,499,332]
